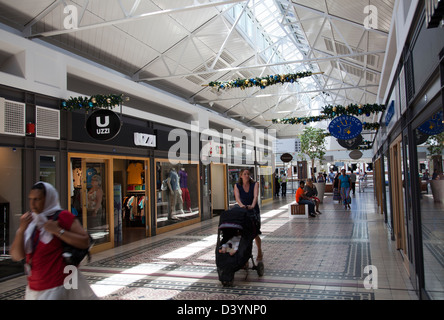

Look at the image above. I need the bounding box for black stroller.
[215,206,264,287]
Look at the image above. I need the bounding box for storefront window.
[383,152,392,229]
[39,155,56,186]
[259,166,273,203]
[70,157,110,246]
[414,110,444,299]
[228,166,255,206]
[0,147,22,256]
[156,161,199,229]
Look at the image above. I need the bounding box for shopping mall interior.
[0,0,443,303]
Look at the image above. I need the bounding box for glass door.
[390,136,410,274]
[69,154,113,251]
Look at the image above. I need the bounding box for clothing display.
[167,169,184,218]
[86,167,97,188]
[73,168,82,187]
[179,169,191,211]
[168,169,180,191]
[123,195,146,226]
[127,162,144,185]
[179,169,188,188]
[181,188,191,212]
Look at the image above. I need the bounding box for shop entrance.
[69,154,150,252]
[113,158,149,246]
[211,163,227,216]
[390,136,411,275]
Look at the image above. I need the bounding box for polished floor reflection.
[0,191,418,300]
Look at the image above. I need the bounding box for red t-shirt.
[26,210,75,291]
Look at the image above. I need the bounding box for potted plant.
[299,127,327,202]
[427,132,444,203]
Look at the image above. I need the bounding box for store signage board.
[418,111,444,135]
[328,115,362,140]
[85,109,122,141]
[349,150,363,160]
[385,101,395,127]
[280,153,293,163]
[134,132,156,147]
[337,134,363,150]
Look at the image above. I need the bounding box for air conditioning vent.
[0,98,25,136]
[185,75,204,85]
[324,37,379,68]
[36,106,60,140]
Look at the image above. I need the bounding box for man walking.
[280,173,287,196]
[349,170,357,194]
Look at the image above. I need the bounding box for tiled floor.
[0,190,418,300]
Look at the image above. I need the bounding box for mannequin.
[179,168,191,212]
[167,168,184,220]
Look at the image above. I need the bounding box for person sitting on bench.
[295,180,316,218]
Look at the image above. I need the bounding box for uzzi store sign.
[85,109,122,141]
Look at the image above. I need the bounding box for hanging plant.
[207,71,321,91]
[61,94,126,111]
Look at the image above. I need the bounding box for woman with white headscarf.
[10,182,97,300]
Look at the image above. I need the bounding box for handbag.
[52,211,94,266]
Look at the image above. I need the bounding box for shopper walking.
[234,169,263,262]
[274,171,280,197]
[280,173,287,196]
[10,182,97,300]
[328,169,336,183]
[338,169,351,209]
[349,170,357,194]
[333,172,341,202]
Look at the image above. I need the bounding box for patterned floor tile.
[0,192,416,300]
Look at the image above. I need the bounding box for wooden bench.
[288,202,308,218]
[324,184,333,193]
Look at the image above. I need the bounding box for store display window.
[414,110,444,299]
[156,160,199,229]
[70,156,111,247]
[259,166,273,203]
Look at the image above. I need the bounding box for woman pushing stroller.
[233,168,263,262]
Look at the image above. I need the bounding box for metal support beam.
[138,50,384,81]
[25,0,248,38]
[194,84,379,104]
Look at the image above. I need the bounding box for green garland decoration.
[207,71,318,91]
[61,94,126,111]
[322,103,386,117]
[271,103,386,128]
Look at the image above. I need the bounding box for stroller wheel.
[256,261,264,277]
